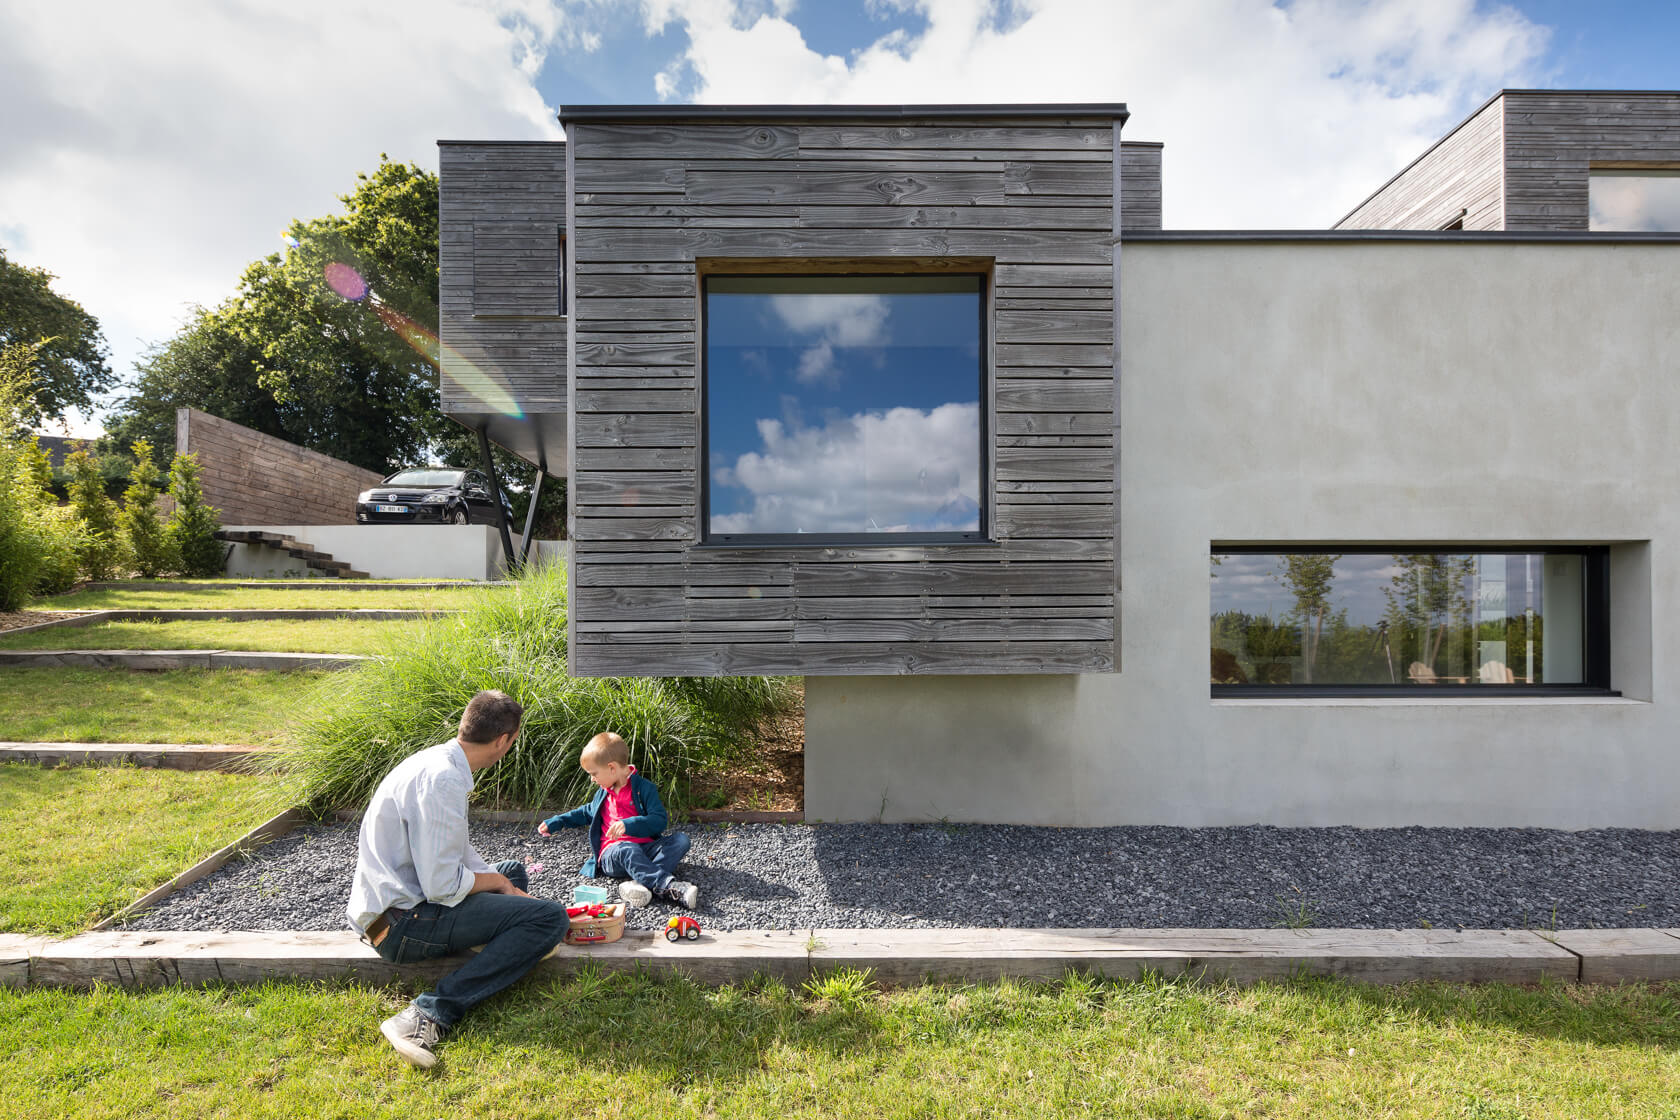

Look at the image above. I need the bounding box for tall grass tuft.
[275,560,795,813]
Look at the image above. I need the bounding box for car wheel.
[450,508,469,525]
[666,928,680,943]
[685,926,700,941]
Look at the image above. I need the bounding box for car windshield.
[383,470,463,488]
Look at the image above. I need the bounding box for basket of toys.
[563,901,626,946]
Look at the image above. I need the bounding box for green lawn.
[0,764,278,934]
[0,971,1676,1117]
[0,668,324,746]
[31,583,495,611]
[0,617,429,655]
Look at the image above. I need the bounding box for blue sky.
[1,0,1677,435]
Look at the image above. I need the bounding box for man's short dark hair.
[460,690,522,744]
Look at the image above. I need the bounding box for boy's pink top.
[600,765,651,852]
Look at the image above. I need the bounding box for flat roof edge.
[559,103,1128,125]
[1123,229,1680,244]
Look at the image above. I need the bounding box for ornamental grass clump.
[278,560,794,813]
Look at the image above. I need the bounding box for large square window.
[703,274,987,544]
[1210,548,1611,694]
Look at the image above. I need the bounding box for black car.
[356,468,512,525]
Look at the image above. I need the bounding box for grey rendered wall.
[807,240,1679,827]
[1502,91,1680,230]
[1336,96,1505,230]
[566,113,1120,677]
[438,142,568,420]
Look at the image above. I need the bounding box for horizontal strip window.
[1211,547,1611,696]
[702,273,989,546]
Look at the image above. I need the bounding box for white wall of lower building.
[806,240,1679,828]
[223,524,565,581]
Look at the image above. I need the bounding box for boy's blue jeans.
[596,832,691,892]
[372,860,569,1029]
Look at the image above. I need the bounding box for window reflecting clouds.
[1589,171,1680,232]
[705,275,984,540]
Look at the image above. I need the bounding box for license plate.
[374,504,408,513]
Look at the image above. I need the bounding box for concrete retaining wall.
[222,525,565,581]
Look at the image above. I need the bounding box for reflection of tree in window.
[1383,554,1475,681]
[1278,554,1339,684]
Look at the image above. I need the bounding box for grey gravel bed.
[123,821,1680,933]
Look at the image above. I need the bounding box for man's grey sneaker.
[380,1005,444,1068]
[618,879,653,907]
[659,880,699,908]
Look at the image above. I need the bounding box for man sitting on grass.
[348,689,569,1068]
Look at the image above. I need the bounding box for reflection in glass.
[705,275,984,540]
[1210,552,1587,686]
[1588,171,1680,232]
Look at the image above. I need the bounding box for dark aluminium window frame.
[1210,545,1615,698]
[698,271,993,548]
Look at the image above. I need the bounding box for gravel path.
[124,821,1680,933]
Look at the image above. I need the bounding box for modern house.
[439,93,1680,829]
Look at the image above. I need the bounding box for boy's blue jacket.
[540,773,668,878]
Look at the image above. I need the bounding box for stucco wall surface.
[806,240,1679,828]
[223,525,564,581]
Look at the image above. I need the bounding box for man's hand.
[604,821,626,841]
[470,871,531,897]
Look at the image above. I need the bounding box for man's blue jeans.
[373,860,569,1028]
[595,832,691,892]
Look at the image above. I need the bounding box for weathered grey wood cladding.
[438,142,568,459]
[1118,142,1163,231]
[564,110,1123,677]
[1337,91,1680,232]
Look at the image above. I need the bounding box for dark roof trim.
[1122,229,1680,244]
[560,103,1128,125]
[438,139,564,147]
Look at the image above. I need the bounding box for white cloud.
[768,292,891,384]
[0,0,585,418]
[712,400,980,533]
[632,0,1549,228]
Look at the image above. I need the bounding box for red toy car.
[665,915,702,942]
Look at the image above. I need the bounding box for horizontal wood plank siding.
[1337,97,1505,230]
[1501,91,1680,231]
[438,143,568,426]
[567,113,1120,676]
[1118,142,1162,231]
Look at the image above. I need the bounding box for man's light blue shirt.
[347,739,493,932]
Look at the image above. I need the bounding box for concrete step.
[0,742,268,771]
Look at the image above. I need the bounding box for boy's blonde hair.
[580,731,629,768]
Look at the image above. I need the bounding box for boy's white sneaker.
[659,880,700,909]
[618,880,653,907]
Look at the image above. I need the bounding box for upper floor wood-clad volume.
[1337,90,1680,231]
[555,105,1128,677]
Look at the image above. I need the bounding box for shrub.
[277,561,796,813]
[120,438,173,577]
[165,451,223,577]
[0,438,47,611]
[65,445,124,580]
[28,503,87,596]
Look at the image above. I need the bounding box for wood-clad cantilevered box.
[558,105,1126,677]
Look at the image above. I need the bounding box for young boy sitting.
[537,731,699,909]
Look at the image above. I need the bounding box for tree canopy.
[0,248,113,425]
[107,158,445,472]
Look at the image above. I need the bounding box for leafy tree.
[1384,554,1476,676]
[0,248,113,425]
[65,445,125,580]
[120,438,173,577]
[1277,554,1339,683]
[166,452,223,577]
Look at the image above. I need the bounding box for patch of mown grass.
[0,667,324,745]
[279,561,794,814]
[0,763,279,934]
[0,617,429,655]
[31,583,490,611]
[1,971,1678,1118]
